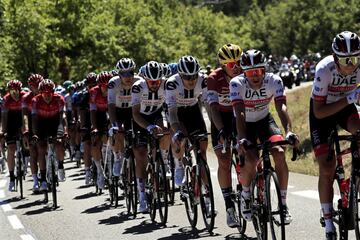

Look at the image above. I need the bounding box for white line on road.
[7,215,24,229]
[20,234,36,240]
[291,190,340,203]
[0,179,6,188]
[0,189,5,199]
[1,203,12,212]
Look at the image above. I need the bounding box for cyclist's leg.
[37,140,48,191]
[91,132,104,189]
[6,140,16,190]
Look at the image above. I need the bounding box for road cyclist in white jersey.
[230,49,299,224]
[165,55,208,186]
[309,31,360,240]
[108,58,138,178]
[131,61,170,213]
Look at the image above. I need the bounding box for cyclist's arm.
[79,109,87,130]
[168,106,181,133]
[32,113,39,136]
[108,103,117,126]
[312,98,349,119]
[210,103,224,131]
[1,111,7,133]
[22,107,29,133]
[275,98,292,133]
[233,102,246,140]
[90,109,97,130]
[132,104,149,129]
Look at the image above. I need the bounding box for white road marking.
[0,189,5,199]
[0,179,6,188]
[7,215,24,229]
[20,234,36,240]
[1,203,12,212]
[291,190,340,203]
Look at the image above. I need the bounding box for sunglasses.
[119,70,134,77]
[244,68,265,77]
[226,60,241,69]
[9,89,19,94]
[338,56,360,66]
[181,73,198,81]
[146,79,161,87]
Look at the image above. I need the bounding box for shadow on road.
[122,219,176,235]
[81,203,110,214]
[14,199,45,209]
[24,205,62,215]
[74,191,101,200]
[156,226,221,240]
[0,196,23,204]
[71,177,85,181]
[98,211,137,225]
[225,233,257,240]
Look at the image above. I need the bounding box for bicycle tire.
[353,176,360,239]
[183,165,198,228]
[51,159,57,209]
[199,161,215,233]
[252,172,267,240]
[114,176,119,208]
[266,171,285,240]
[146,163,156,221]
[167,150,175,205]
[230,160,246,234]
[156,155,168,225]
[17,152,24,199]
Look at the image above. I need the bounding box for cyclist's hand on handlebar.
[31,135,39,144]
[236,138,251,156]
[108,125,119,137]
[146,124,162,136]
[217,128,229,145]
[172,130,185,146]
[285,131,300,148]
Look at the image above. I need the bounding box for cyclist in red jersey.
[0,80,26,191]
[89,71,112,189]
[22,74,44,192]
[207,43,242,227]
[32,79,67,191]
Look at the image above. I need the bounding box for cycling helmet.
[55,85,65,94]
[332,31,360,57]
[143,61,163,80]
[22,87,30,93]
[178,56,200,75]
[110,69,118,76]
[168,63,178,75]
[240,49,266,70]
[85,72,97,85]
[63,80,73,90]
[39,79,55,93]
[218,43,242,65]
[138,65,146,77]
[7,80,22,90]
[115,58,136,72]
[96,71,113,86]
[160,63,172,78]
[28,74,44,86]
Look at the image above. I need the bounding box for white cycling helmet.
[143,61,163,80]
[178,55,200,75]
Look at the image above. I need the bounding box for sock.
[174,157,183,169]
[9,171,15,182]
[321,203,335,233]
[32,174,38,182]
[280,190,287,206]
[221,187,234,209]
[58,160,64,169]
[241,185,251,199]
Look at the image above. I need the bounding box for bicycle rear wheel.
[266,171,285,240]
[353,176,360,239]
[199,161,215,233]
[182,166,198,228]
[156,156,168,225]
[231,160,246,234]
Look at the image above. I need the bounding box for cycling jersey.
[64,93,73,112]
[131,79,165,115]
[311,55,360,104]
[230,73,286,122]
[22,92,35,112]
[2,92,25,142]
[108,75,141,108]
[89,86,107,112]
[31,93,64,118]
[207,68,232,112]
[2,92,26,113]
[165,73,207,109]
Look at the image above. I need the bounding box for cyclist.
[309,31,360,240]
[0,80,26,191]
[165,56,208,187]
[230,49,299,223]
[78,73,97,185]
[22,74,44,192]
[108,58,137,178]
[131,61,170,213]
[208,43,242,227]
[32,79,67,191]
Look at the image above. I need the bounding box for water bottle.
[340,178,350,207]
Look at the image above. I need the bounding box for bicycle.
[145,132,169,226]
[319,129,360,240]
[179,132,216,233]
[166,146,176,205]
[120,129,138,218]
[15,137,26,199]
[243,139,298,240]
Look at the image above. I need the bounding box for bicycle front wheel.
[51,160,58,209]
[183,166,198,228]
[156,156,168,225]
[266,171,285,240]
[353,176,360,239]
[146,164,156,221]
[251,173,267,240]
[199,161,215,233]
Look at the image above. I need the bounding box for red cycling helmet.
[7,80,22,90]
[38,79,55,93]
[28,74,44,87]
[96,71,113,86]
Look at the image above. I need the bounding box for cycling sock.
[40,170,46,182]
[9,171,15,182]
[321,203,335,232]
[241,186,251,199]
[280,190,287,205]
[58,160,64,169]
[32,174,38,182]
[221,187,234,209]
[137,178,145,193]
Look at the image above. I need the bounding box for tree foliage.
[0,0,358,86]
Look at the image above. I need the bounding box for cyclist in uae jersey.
[230,49,299,223]
[0,80,26,191]
[309,31,360,240]
[89,72,112,190]
[165,55,208,187]
[207,43,242,228]
[131,61,170,213]
[108,58,137,177]
[22,74,43,192]
[32,79,66,191]
[78,73,97,185]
